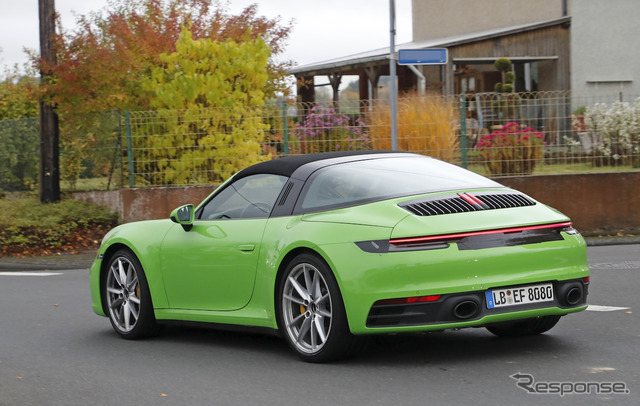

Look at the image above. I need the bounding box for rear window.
[300,156,502,211]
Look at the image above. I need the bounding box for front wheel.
[104,249,158,339]
[486,315,561,337]
[277,254,358,362]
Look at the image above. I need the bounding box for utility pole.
[389,0,398,150]
[39,0,60,203]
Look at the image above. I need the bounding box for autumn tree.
[0,68,39,120]
[134,28,270,184]
[0,69,40,190]
[39,0,293,115]
[32,0,292,187]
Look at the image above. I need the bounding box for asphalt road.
[1,245,638,406]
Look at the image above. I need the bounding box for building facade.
[291,0,639,101]
[570,0,639,97]
[412,0,564,41]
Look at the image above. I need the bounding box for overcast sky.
[0,0,413,74]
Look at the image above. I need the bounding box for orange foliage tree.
[30,0,293,187]
[37,0,293,114]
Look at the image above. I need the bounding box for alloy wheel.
[281,262,333,354]
[106,256,141,333]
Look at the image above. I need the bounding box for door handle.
[237,244,255,252]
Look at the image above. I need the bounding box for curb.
[0,253,95,272]
[585,237,640,247]
[0,262,91,271]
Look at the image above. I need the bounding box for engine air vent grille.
[400,192,536,216]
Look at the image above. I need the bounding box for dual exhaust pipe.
[452,284,585,320]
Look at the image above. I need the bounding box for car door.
[160,174,288,311]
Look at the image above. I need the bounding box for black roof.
[234,150,414,180]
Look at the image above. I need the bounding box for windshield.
[300,156,502,211]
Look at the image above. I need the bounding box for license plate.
[485,283,554,309]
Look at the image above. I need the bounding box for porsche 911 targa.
[90,151,590,362]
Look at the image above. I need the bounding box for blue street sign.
[398,48,448,65]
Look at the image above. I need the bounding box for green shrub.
[494,58,512,72]
[0,197,118,256]
[505,72,516,84]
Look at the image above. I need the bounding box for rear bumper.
[366,278,588,328]
[318,231,590,334]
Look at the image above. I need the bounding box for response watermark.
[510,372,630,396]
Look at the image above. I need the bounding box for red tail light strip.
[389,221,573,245]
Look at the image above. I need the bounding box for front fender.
[89,220,176,316]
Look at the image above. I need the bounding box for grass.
[61,176,121,192]
[0,194,119,257]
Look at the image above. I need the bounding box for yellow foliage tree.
[139,28,270,185]
[367,92,458,162]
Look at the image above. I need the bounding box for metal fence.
[0,110,123,192]
[1,91,639,192]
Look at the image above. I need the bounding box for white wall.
[412,0,564,41]
[570,0,640,99]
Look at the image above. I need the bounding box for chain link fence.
[0,110,123,193]
[1,91,639,192]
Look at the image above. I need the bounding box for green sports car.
[90,151,590,362]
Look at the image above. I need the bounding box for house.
[290,0,639,103]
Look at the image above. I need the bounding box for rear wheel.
[486,315,561,337]
[277,254,358,362]
[104,249,158,339]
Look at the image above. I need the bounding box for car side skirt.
[153,309,279,330]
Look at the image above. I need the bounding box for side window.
[302,167,372,210]
[199,174,288,220]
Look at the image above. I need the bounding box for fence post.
[107,109,123,191]
[460,93,468,169]
[124,110,135,187]
[119,110,125,189]
[280,100,289,156]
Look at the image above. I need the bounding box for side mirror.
[170,204,195,231]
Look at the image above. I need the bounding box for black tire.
[276,253,360,363]
[486,315,561,338]
[103,249,159,339]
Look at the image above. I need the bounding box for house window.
[516,62,539,92]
